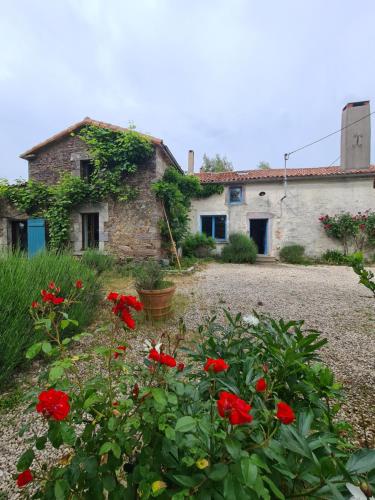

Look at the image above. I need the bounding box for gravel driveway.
[181,262,375,446]
[0,262,374,498]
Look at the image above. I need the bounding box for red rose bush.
[15,285,375,498]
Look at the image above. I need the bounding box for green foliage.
[152,167,223,248]
[221,233,258,263]
[133,260,171,290]
[201,153,233,172]
[257,161,271,170]
[352,260,375,297]
[320,211,375,254]
[81,250,115,275]
[16,302,375,499]
[322,249,364,266]
[182,232,216,258]
[279,244,306,264]
[1,126,153,250]
[0,252,100,387]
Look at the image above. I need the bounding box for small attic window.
[80,160,94,182]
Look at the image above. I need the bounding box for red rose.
[112,401,119,406]
[148,348,161,362]
[52,296,64,305]
[160,353,177,367]
[121,308,136,330]
[114,345,126,359]
[31,301,39,309]
[276,402,295,424]
[36,388,70,421]
[255,378,267,392]
[107,292,119,302]
[17,469,33,488]
[122,295,143,311]
[204,358,229,373]
[49,281,55,290]
[75,280,83,289]
[217,391,252,425]
[177,362,185,372]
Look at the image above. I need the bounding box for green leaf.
[346,449,375,474]
[62,338,72,346]
[99,442,113,455]
[207,463,228,481]
[54,479,70,500]
[60,319,70,330]
[151,388,167,407]
[111,442,121,459]
[35,436,47,450]
[48,365,65,382]
[42,341,53,354]
[108,416,118,431]
[262,476,285,499]
[103,474,116,492]
[224,437,241,460]
[240,458,257,486]
[60,422,76,446]
[175,416,196,433]
[17,448,34,471]
[25,342,42,359]
[172,475,197,487]
[83,393,102,409]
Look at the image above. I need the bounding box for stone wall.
[189,175,375,257]
[27,134,170,259]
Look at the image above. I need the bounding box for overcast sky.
[1,0,375,180]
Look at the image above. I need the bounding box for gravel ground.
[1,262,374,498]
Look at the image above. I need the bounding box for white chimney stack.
[340,100,371,169]
[188,150,194,174]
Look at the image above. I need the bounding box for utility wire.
[328,155,341,167]
[286,110,375,157]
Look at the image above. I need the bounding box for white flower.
[143,340,162,353]
[346,483,374,500]
[243,314,260,327]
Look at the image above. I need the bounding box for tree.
[201,154,233,173]
[257,161,271,170]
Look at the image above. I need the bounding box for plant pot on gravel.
[134,260,175,320]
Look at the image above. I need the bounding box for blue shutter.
[27,218,46,257]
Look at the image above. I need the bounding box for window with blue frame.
[201,215,227,240]
[229,186,243,204]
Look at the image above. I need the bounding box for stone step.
[256,255,278,263]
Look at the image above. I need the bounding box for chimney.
[187,150,194,174]
[340,100,371,169]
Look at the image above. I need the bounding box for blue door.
[27,218,46,257]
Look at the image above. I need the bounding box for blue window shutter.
[27,218,46,257]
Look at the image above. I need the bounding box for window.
[82,213,99,249]
[11,220,28,251]
[80,160,94,182]
[229,186,243,204]
[201,215,227,240]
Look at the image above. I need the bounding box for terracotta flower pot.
[137,284,176,321]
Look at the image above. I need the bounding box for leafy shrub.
[0,252,100,387]
[81,249,115,274]
[352,260,375,297]
[221,233,258,263]
[279,244,305,264]
[182,232,216,258]
[133,260,172,290]
[322,249,347,265]
[16,298,375,498]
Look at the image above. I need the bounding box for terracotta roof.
[19,117,182,170]
[196,165,375,183]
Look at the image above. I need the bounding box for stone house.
[189,101,375,258]
[0,118,182,258]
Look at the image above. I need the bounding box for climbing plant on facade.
[0,126,154,250]
[152,167,223,248]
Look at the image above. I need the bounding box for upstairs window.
[82,213,99,250]
[201,215,227,241]
[80,160,94,182]
[229,186,243,204]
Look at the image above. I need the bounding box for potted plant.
[134,260,175,320]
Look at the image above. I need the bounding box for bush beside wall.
[221,233,258,263]
[182,232,216,258]
[279,244,306,264]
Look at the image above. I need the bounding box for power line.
[286,110,375,157]
[328,155,340,167]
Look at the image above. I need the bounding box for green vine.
[152,167,223,248]
[1,126,154,250]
